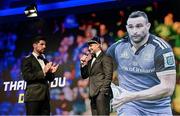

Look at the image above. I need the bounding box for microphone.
[80,50,92,66]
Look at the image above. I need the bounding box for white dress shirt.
[91,50,101,67]
[32,52,45,70]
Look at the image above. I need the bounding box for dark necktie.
[37,55,48,64]
[37,55,44,60]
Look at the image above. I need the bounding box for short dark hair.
[128,11,149,23]
[32,36,46,44]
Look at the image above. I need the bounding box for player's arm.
[131,70,176,100]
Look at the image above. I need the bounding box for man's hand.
[49,63,59,73]
[111,88,134,110]
[80,54,88,67]
[43,62,59,75]
[44,62,53,74]
[80,53,92,67]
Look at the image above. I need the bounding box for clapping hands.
[44,62,59,74]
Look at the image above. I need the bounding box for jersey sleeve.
[106,40,123,70]
[106,40,122,59]
[154,47,176,75]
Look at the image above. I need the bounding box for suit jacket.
[21,54,55,102]
[81,52,113,97]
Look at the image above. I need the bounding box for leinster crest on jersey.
[163,52,175,68]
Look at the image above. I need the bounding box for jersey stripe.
[161,38,170,48]
[153,39,165,49]
[154,37,169,48]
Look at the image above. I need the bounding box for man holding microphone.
[80,36,113,115]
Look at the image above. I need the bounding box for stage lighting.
[24,4,38,17]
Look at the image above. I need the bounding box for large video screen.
[0,1,180,115]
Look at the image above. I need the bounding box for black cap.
[87,36,101,45]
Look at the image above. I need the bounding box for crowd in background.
[0,2,180,115]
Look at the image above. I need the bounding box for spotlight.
[24,4,38,17]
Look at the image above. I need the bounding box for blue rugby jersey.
[107,34,176,114]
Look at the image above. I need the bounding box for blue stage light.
[0,0,115,16]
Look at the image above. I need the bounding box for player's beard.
[131,34,147,44]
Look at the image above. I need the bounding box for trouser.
[25,100,50,115]
[90,92,111,115]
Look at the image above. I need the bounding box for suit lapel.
[90,52,103,72]
[30,54,44,71]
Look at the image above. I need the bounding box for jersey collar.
[128,34,153,55]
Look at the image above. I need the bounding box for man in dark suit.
[80,36,113,115]
[21,36,58,115]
